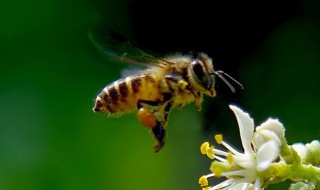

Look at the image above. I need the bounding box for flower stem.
[264,163,320,189]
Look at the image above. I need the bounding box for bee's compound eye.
[137,108,157,129]
[191,60,211,88]
[192,61,205,81]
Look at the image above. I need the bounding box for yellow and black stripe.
[93,74,160,114]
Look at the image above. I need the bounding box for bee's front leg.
[194,93,204,111]
[165,74,189,92]
[165,74,203,111]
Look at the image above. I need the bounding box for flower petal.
[229,105,254,155]
[253,178,261,190]
[256,118,285,140]
[256,140,279,172]
[253,129,281,149]
[305,140,320,165]
[228,182,250,190]
[292,143,306,161]
[210,179,234,189]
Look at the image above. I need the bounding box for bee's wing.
[89,27,173,68]
[120,66,145,78]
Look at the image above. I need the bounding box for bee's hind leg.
[137,99,160,109]
[151,100,173,152]
[136,99,164,151]
[136,99,173,152]
[152,121,166,152]
[136,98,172,126]
[136,99,162,129]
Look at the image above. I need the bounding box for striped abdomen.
[93,74,162,114]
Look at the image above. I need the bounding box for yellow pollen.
[215,134,223,144]
[213,168,222,177]
[199,176,208,187]
[227,153,233,164]
[178,81,188,89]
[200,142,210,155]
[206,146,215,159]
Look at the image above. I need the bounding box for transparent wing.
[120,66,145,78]
[89,27,173,68]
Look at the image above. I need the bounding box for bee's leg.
[151,100,173,152]
[137,94,172,121]
[136,99,166,152]
[163,99,173,122]
[165,74,204,111]
[137,99,161,109]
[164,74,189,92]
[152,120,166,152]
[151,99,173,152]
[194,92,203,111]
[136,99,163,128]
[137,107,166,152]
[136,98,173,152]
[136,105,158,129]
[136,99,161,127]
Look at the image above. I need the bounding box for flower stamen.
[199,175,209,187]
[214,134,223,144]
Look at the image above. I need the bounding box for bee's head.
[189,53,216,96]
[189,53,243,96]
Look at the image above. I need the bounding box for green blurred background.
[0,0,319,189]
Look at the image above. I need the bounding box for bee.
[91,29,243,152]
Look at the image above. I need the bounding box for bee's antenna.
[211,71,244,93]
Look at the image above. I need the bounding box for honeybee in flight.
[91,29,243,152]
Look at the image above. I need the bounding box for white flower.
[289,181,316,190]
[305,140,320,166]
[253,118,284,149]
[292,143,307,162]
[292,140,320,165]
[199,105,282,190]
